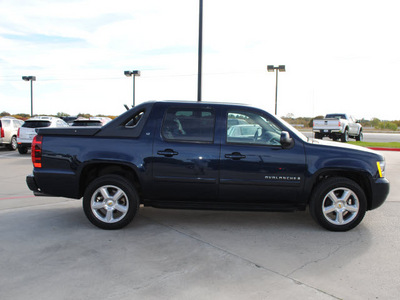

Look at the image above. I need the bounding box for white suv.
[17,116,69,154]
[0,117,24,150]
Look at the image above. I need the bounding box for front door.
[219,109,306,208]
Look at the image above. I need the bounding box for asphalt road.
[0,148,399,299]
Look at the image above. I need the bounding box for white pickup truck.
[313,113,363,142]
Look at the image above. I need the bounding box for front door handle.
[157,149,179,157]
[225,152,246,160]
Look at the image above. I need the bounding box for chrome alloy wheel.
[322,187,359,225]
[90,185,129,224]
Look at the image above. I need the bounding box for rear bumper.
[26,174,52,196]
[26,171,81,199]
[370,177,390,210]
[313,129,342,134]
[18,142,31,148]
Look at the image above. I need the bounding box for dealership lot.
[0,148,399,299]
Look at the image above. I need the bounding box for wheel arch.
[79,162,142,199]
[308,169,373,210]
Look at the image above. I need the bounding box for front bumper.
[370,177,390,210]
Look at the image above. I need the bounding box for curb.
[368,147,400,152]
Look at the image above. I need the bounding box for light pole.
[197,0,203,102]
[22,76,36,116]
[124,70,141,107]
[267,65,285,115]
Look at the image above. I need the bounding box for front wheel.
[83,175,139,229]
[309,177,367,231]
[356,130,363,141]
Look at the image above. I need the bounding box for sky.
[0,0,399,120]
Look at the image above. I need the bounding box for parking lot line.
[0,195,36,201]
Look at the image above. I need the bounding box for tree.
[285,113,294,119]
[371,118,381,127]
[0,111,10,117]
[78,113,92,118]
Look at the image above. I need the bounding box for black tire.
[356,130,363,141]
[7,136,17,150]
[83,175,140,230]
[314,132,322,139]
[341,128,349,142]
[309,177,367,231]
[18,146,28,154]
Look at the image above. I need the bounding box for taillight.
[0,127,4,138]
[31,135,43,168]
[17,128,20,137]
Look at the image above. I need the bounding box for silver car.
[17,116,68,154]
[0,117,24,151]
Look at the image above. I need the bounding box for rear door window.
[161,107,215,143]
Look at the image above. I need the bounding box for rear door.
[151,104,220,201]
[219,108,306,208]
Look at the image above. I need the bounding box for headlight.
[377,161,386,178]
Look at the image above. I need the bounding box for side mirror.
[280,131,294,149]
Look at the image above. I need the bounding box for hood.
[307,138,382,156]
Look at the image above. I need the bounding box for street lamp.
[124,70,141,107]
[267,65,285,115]
[197,0,203,102]
[22,76,36,116]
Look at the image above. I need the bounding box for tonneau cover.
[36,127,101,136]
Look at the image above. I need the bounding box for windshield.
[72,120,102,126]
[326,114,346,119]
[22,121,51,128]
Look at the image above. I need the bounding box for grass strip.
[348,141,400,149]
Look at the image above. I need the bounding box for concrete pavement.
[0,150,399,299]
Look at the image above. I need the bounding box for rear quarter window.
[0,120,10,127]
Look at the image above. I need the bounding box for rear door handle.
[157,149,179,157]
[225,152,246,160]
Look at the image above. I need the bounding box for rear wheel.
[341,129,349,142]
[314,132,322,139]
[83,175,139,229]
[7,136,17,150]
[18,146,28,154]
[310,177,367,231]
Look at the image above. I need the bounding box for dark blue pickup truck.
[26,101,389,231]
